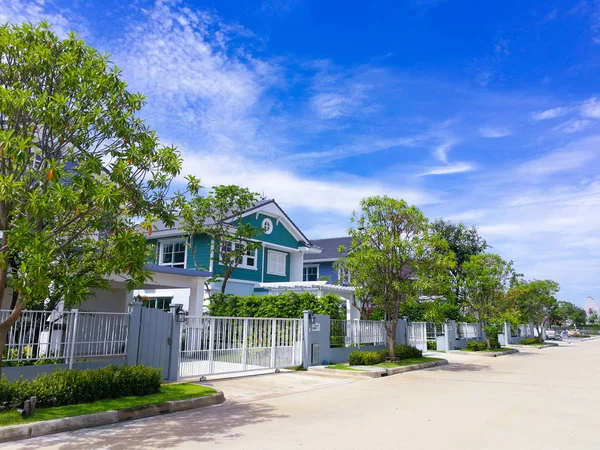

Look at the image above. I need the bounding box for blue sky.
[2,0,600,306]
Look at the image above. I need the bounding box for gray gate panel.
[137,308,173,379]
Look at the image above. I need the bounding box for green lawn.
[374,357,443,368]
[325,364,362,371]
[0,383,216,427]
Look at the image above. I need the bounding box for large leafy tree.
[551,301,587,328]
[341,196,454,357]
[462,253,518,347]
[510,279,559,341]
[431,219,487,305]
[0,22,184,368]
[179,185,261,294]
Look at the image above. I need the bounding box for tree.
[0,22,185,370]
[340,196,454,358]
[180,185,261,294]
[431,219,487,305]
[511,279,559,341]
[462,253,518,347]
[551,301,586,328]
[589,312,599,325]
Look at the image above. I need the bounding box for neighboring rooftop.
[304,237,351,261]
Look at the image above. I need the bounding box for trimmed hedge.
[348,345,422,365]
[208,291,346,320]
[520,337,543,345]
[0,364,161,409]
[427,340,437,351]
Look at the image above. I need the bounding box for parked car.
[545,330,557,340]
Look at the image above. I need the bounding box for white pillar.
[289,252,303,282]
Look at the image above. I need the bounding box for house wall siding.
[263,248,291,283]
[243,213,299,249]
[315,261,338,283]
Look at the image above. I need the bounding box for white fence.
[179,316,303,378]
[330,320,387,348]
[0,309,129,366]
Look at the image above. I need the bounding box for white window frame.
[338,268,351,285]
[219,240,258,271]
[158,238,187,269]
[267,250,287,276]
[303,265,319,282]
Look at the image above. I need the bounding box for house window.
[303,265,319,282]
[262,218,273,235]
[142,297,172,311]
[267,250,287,276]
[221,241,257,270]
[159,240,187,269]
[338,268,351,286]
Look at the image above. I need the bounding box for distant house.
[303,237,352,286]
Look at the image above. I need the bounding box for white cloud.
[531,107,568,121]
[420,162,475,176]
[0,0,85,38]
[553,118,591,134]
[177,150,440,214]
[518,136,600,176]
[580,96,600,119]
[479,127,511,138]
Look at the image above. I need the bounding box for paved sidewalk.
[3,340,599,450]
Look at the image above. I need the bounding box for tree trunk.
[0,299,26,378]
[485,336,491,349]
[386,317,398,358]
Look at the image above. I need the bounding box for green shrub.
[348,350,386,366]
[427,340,437,351]
[520,337,543,345]
[466,341,487,351]
[0,364,161,409]
[394,344,423,359]
[209,292,346,320]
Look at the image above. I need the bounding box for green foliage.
[208,292,345,319]
[427,340,437,350]
[348,345,422,365]
[340,196,455,357]
[520,337,543,345]
[551,301,587,327]
[0,22,185,315]
[511,279,559,336]
[179,185,261,294]
[0,364,161,408]
[431,220,488,305]
[466,341,488,351]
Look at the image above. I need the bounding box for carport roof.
[146,264,212,278]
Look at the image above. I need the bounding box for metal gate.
[179,316,303,379]
[137,308,173,379]
[408,322,428,353]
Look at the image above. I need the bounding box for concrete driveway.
[3,339,599,450]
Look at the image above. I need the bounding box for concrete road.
[4,339,599,450]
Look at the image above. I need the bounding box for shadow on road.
[430,362,491,372]
[18,401,286,450]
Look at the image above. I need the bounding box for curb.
[450,349,520,357]
[0,391,225,443]
[308,359,448,378]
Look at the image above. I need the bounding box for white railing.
[179,316,303,378]
[457,322,480,339]
[425,322,445,339]
[330,320,387,348]
[0,309,129,366]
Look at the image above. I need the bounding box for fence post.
[504,322,511,346]
[444,322,450,353]
[166,304,182,382]
[126,302,143,366]
[302,310,312,369]
[241,318,249,370]
[270,319,277,368]
[208,317,215,374]
[68,309,79,370]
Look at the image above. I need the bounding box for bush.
[0,364,161,409]
[466,341,488,351]
[427,340,437,351]
[520,337,543,345]
[348,344,422,365]
[209,292,346,320]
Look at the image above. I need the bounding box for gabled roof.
[146,198,314,247]
[304,237,351,261]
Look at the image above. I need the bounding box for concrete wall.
[80,287,127,312]
[2,358,125,381]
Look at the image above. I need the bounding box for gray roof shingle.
[304,237,351,261]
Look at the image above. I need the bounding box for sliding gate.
[179,316,303,379]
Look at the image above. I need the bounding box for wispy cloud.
[531,107,569,121]
[479,126,511,138]
[580,96,600,118]
[518,136,600,176]
[0,0,86,37]
[421,162,474,176]
[553,118,591,134]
